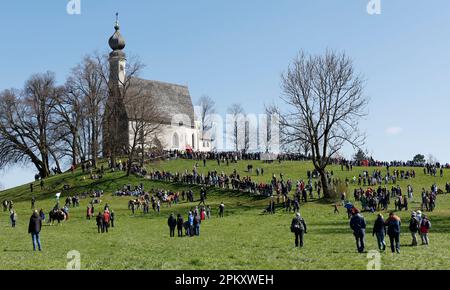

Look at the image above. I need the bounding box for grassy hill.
[1,159,450,270]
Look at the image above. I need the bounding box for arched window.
[172,133,179,149]
[192,134,195,149]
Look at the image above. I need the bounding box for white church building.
[104,15,212,155]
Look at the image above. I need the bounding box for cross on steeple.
[114,12,120,30]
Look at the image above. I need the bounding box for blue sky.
[1,0,450,189]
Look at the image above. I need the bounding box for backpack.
[291,218,304,232]
[409,218,419,232]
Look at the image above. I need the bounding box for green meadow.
[1,159,449,270]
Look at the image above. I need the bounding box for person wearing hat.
[416,210,423,224]
[373,213,386,251]
[350,208,366,253]
[290,212,307,248]
[409,211,420,246]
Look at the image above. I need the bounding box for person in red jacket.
[102,211,111,233]
[419,215,431,245]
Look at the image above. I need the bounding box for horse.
[48,209,67,225]
[128,199,143,210]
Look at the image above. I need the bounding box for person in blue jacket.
[350,208,366,253]
[385,212,401,254]
[188,211,194,237]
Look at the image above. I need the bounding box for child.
[333,203,340,214]
[39,208,46,222]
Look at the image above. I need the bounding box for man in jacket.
[96,212,103,233]
[291,213,307,248]
[28,210,42,251]
[409,211,420,246]
[176,214,184,237]
[372,213,386,251]
[385,212,401,254]
[350,208,366,253]
[194,213,201,236]
[168,213,177,237]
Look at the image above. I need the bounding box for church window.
[172,133,179,148]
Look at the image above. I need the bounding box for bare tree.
[52,83,83,167]
[244,120,250,152]
[124,82,164,176]
[197,95,215,140]
[427,154,438,166]
[98,54,144,168]
[227,103,245,151]
[64,55,108,168]
[0,72,60,178]
[277,50,368,198]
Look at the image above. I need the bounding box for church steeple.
[109,13,126,51]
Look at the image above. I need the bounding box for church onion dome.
[109,13,126,51]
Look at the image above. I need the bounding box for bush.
[326,181,348,202]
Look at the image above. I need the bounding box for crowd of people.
[3,153,448,258]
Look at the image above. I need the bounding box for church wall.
[127,122,210,152]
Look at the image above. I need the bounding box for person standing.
[30,183,34,193]
[39,208,46,222]
[96,212,103,233]
[372,213,386,251]
[194,213,201,236]
[419,215,431,245]
[409,212,420,246]
[176,214,184,237]
[31,196,36,209]
[110,210,115,228]
[385,212,401,254]
[10,209,17,228]
[290,213,307,248]
[219,202,225,218]
[168,213,177,237]
[28,210,42,251]
[102,210,111,233]
[206,205,211,219]
[188,212,194,237]
[350,209,366,253]
[86,206,91,220]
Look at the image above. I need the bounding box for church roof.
[126,77,195,127]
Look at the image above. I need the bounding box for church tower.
[108,13,126,86]
[103,13,130,159]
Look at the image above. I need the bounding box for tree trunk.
[71,133,78,166]
[91,120,98,169]
[318,169,330,198]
